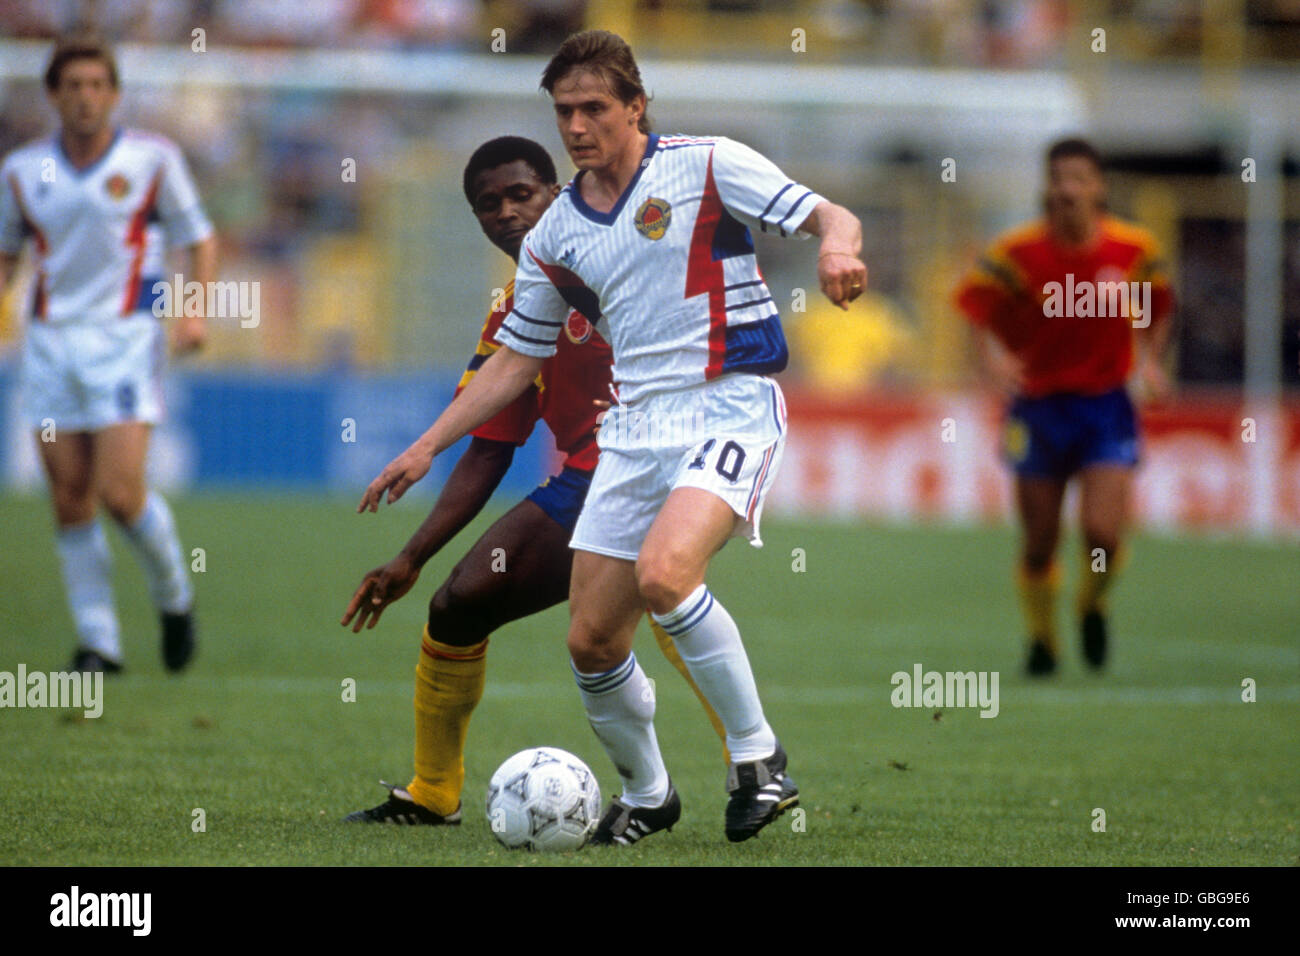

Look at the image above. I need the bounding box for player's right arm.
[358,344,544,512]
[341,436,515,632]
[954,238,1027,395]
[0,160,23,343]
[1,158,23,291]
[973,326,1026,396]
[359,235,569,513]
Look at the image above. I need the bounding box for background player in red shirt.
[955,138,1174,675]
[340,137,724,824]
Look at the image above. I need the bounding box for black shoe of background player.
[1081,610,1108,669]
[1025,639,1057,676]
[725,741,799,843]
[68,647,123,675]
[590,781,681,846]
[343,782,462,825]
[161,608,196,673]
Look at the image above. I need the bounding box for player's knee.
[634,555,696,615]
[426,606,489,647]
[1021,549,1055,574]
[51,492,95,526]
[566,622,619,674]
[1082,527,1120,560]
[427,577,492,647]
[49,475,94,521]
[100,484,144,525]
[97,469,145,524]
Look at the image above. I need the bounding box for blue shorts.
[525,466,594,533]
[1003,388,1139,478]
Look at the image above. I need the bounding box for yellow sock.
[1077,544,1127,617]
[1017,563,1061,654]
[405,626,487,816]
[649,617,730,764]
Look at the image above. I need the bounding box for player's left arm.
[1132,238,1176,400]
[798,201,868,310]
[709,137,866,310]
[156,141,216,354]
[175,234,217,353]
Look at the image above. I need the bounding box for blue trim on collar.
[58,127,122,177]
[567,134,659,226]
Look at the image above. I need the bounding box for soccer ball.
[485,747,602,852]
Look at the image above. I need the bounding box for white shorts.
[21,315,167,432]
[571,374,787,561]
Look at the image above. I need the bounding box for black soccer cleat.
[589,781,681,846]
[161,609,196,673]
[344,782,462,825]
[68,647,123,674]
[1081,610,1108,669]
[725,741,799,843]
[1025,639,1057,676]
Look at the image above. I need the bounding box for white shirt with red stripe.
[0,127,213,325]
[496,134,825,405]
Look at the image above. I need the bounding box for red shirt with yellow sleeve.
[954,216,1174,398]
[455,279,612,471]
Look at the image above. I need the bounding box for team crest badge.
[104,173,130,199]
[634,197,671,240]
[564,312,593,345]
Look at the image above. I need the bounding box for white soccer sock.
[652,584,776,763]
[55,520,122,660]
[121,491,193,614]
[573,654,670,808]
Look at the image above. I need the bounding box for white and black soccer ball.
[485,747,601,852]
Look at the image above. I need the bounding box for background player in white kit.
[0,37,216,673]
[361,30,866,843]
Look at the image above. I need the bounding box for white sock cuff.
[650,584,712,638]
[124,491,165,539]
[58,519,105,546]
[572,654,638,695]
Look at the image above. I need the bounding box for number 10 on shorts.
[687,438,747,483]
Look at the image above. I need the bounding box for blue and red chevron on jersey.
[0,127,213,326]
[496,133,825,404]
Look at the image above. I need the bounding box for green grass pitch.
[1,492,1296,866]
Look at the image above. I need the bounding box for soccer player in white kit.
[0,38,216,673]
[360,30,866,843]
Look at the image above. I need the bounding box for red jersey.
[455,279,612,471]
[954,216,1174,397]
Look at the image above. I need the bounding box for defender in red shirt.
[955,138,1174,676]
[340,138,723,825]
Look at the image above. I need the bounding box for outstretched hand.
[340,554,420,632]
[358,443,434,513]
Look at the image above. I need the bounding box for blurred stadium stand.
[1,1,1297,534]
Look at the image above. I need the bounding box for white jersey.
[496,134,825,404]
[0,127,213,326]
